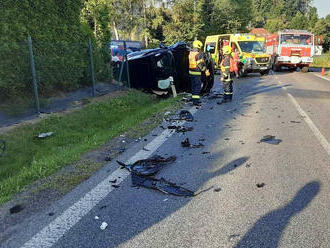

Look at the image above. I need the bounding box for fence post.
[88,38,96,97]
[123,41,131,88]
[27,36,40,114]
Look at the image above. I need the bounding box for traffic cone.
[321,67,325,76]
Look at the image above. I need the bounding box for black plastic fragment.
[181,138,191,147]
[256,183,265,188]
[104,155,112,161]
[109,179,117,183]
[132,174,195,197]
[179,110,194,122]
[10,204,23,214]
[260,135,282,145]
[112,185,120,188]
[117,155,176,176]
[168,125,193,133]
[118,155,195,197]
[181,138,204,148]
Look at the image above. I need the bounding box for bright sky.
[313,0,330,18]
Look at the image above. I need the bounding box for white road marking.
[312,73,330,82]
[279,81,330,157]
[21,107,198,248]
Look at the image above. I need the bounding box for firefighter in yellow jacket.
[189,40,207,106]
[219,45,233,103]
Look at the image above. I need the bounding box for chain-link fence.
[0,37,125,128]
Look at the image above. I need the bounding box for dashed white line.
[21,107,198,248]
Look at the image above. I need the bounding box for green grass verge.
[0,90,181,204]
[312,53,330,68]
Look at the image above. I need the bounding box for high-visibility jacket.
[221,55,232,82]
[189,50,206,76]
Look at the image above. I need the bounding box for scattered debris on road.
[246,163,251,168]
[118,155,195,197]
[181,138,204,148]
[259,135,282,145]
[132,175,195,197]
[104,155,112,161]
[109,179,117,183]
[179,110,194,122]
[228,234,241,242]
[167,125,194,133]
[214,187,222,192]
[165,110,194,122]
[9,204,24,214]
[48,212,55,216]
[117,155,176,176]
[94,216,99,220]
[290,120,301,123]
[100,222,108,230]
[112,184,120,188]
[256,183,265,188]
[36,132,54,139]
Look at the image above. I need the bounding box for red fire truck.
[266,30,314,71]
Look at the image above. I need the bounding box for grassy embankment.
[0,90,181,204]
[312,53,330,76]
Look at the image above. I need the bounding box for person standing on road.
[189,40,207,106]
[232,48,240,78]
[219,45,234,103]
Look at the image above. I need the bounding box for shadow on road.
[215,156,249,175]
[235,181,321,248]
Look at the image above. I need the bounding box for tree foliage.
[0,0,112,101]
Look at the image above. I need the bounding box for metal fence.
[0,37,129,128]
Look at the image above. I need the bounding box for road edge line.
[279,81,330,157]
[312,73,330,82]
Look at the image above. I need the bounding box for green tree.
[81,0,112,43]
[289,12,309,30]
[163,0,203,44]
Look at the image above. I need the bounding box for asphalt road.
[2,71,330,248]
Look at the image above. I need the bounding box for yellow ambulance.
[204,34,272,76]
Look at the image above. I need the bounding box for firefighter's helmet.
[223,45,232,55]
[192,40,203,50]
